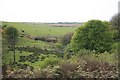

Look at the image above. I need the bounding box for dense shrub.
[97,51,118,65]
[2,24,8,29]
[40,57,61,68]
[71,20,114,53]
[76,49,96,56]
[5,26,18,45]
[76,49,118,65]
[112,30,119,42]
[19,54,39,63]
[3,54,118,78]
[16,46,64,58]
[60,32,73,45]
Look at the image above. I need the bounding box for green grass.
[2,50,33,64]
[3,49,61,68]
[17,37,49,47]
[3,22,77,37]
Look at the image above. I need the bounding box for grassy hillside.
[2,22,79,68]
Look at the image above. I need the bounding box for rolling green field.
[3,22,78,37]
[2,22,79,51]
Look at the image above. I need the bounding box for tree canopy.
[5,26,18,45]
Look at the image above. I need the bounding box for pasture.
[3,22,78,37]
[2,22,79,68]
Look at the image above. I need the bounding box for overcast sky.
[0,0,119,22]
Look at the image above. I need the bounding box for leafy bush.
[3,54,118,78]
[71,20,114,53]
[76,49,96,56]
[112,30,118,42]
[76,49,118,65]
[19,54,39,63]
[97,51,118,65]
[2,24,8,29]
[5,26,19,45]
[40,56,61,68]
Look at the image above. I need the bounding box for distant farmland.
[47,23,83,27]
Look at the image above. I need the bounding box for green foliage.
[71,20,114,53]
[97,51,118,65]
[2,24,8,29]
[3,50,118,78]
[111,29,119,42]
[76,49,96,56]
[40,55,60,68]
[5,26,18,45]
[17,37,49,47]
[111,42,118,53]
